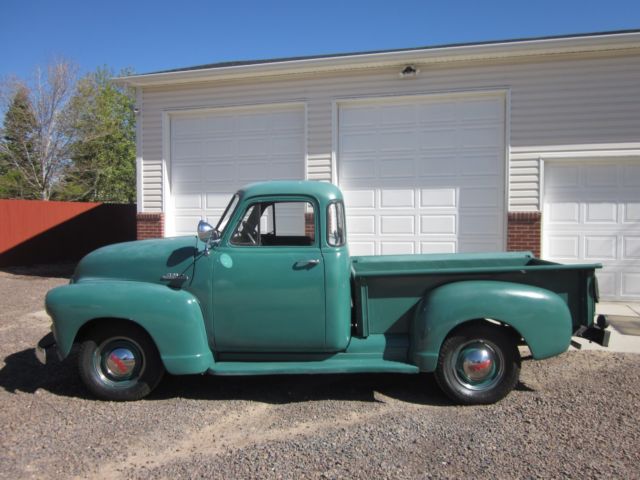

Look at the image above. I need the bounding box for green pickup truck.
[39,181,609,404]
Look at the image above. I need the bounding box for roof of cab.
[238,180,343,202]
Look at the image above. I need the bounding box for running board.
[208,358,419,376]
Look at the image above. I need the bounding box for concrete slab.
[607,316,640,336]
[596,302,639,317]
[628,303,640,316]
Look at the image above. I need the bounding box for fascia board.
[114,32,640,87]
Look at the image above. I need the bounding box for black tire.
[435,323,520,405]
[78,322,165,401]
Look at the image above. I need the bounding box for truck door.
[212,197,327,352]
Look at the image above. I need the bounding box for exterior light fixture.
[399,65,419,78]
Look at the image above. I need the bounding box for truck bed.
[351,251,598,277]
[350,252,601,337]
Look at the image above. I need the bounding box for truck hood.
[73,236,200,285]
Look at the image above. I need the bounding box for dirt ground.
[0,266,639,479]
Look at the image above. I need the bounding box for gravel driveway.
[1,267,638,479]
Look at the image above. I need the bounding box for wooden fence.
[0,200,136,267]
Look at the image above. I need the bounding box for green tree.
[0,86,38,198]
[62,67,136,203]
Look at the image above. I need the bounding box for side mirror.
[197,220,219,255]
[197,220,214,242]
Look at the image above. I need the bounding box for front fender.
[411,280,572,372]
[45,281,214,375]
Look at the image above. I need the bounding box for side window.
[327,201,346,247]
[231,201,316,247]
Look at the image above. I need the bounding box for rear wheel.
[78,323,164,401]
[435,323,520,405]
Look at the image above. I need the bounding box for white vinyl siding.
[138,51,640,212]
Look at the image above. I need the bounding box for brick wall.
[136,213,164,240]
[305,212,315,240]
[507,212,541,257]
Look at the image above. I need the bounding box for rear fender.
[45,281,214,375]
[410,280,572,372]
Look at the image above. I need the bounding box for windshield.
[215,193,240,235]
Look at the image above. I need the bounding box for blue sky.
[1,0,639,80]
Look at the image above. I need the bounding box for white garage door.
[169,105,305,236]
[338,94,505,256]
[543,161,640,301]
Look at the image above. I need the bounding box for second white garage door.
[543,160,640,301]
[169,105,305,236]
[338,93,506,256]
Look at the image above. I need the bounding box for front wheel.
[435,323,520,405]
[78,322,165,401]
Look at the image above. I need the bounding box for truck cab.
[207,181,351,352]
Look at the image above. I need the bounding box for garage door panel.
[585,166,618,186]
[173,215,203,236]
[458,238,503,253]
[203,163,235,180]
[420,215,456,234]
[271,136,304,153]
[622,273,640,296]
[339,94,505,256]
[544,160,640,300]
[381,242,415,255]
[380,216,415,235]
[350,241,376,256]
[460,152,503,175]
[585,203,617,223]
[623,237,640,259]
[547,235,580,259]
[597,271,617,297]
[170,106,305,236]
[380,189,415,208]
[624,204,640,222]
[343,190,375,208]
[202,138,235,156]
[420,188,457,208]
[547,202,580,223]
[173,140,202,159]
[416,155,457,176]
[419,129,457,149]
[460,215,501,236]
[173,116,205,136]
[459,187,500,208]
[460,126,502,148]
[546,165,580,187]
[420,241,457,254]
[584,236,617,260]
[347,216,376,234]
[461,98,504,120]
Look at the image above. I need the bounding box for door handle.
[294,259,321,269]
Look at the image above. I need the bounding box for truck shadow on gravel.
[0,347,536,405]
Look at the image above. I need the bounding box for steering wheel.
[241,220,257,245]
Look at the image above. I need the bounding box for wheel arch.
[410,280,573,372]
[46,281,214,375]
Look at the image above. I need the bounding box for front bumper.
[35,332,59,365]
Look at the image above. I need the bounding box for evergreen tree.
[0,86,38,198]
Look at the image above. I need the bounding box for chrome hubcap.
[93,337,145,388]
[452,341,503,391]
[105,348,137,379]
